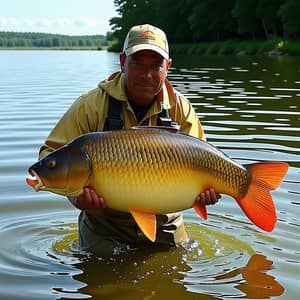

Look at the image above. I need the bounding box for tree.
[110,0,160,51]
[278,0,300,38]
[189,0,235,41]
[232,0,259,39]
[256,0,283,39]
[155,0,194,43]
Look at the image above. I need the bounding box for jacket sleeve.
[39,88,107,159]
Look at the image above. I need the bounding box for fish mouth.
[26,169,44,191]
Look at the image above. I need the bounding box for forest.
[109,0,300,54]
[1,0,300,54]
[0,32,109,49]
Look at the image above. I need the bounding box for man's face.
[120,50,171,106]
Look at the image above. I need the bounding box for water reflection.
[56,249,284,299]
[48,223,284,299]
[233,254,284,299]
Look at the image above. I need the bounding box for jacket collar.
[99,71,176,113]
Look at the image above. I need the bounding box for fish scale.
[27,127,288,239]
[81,130,248,203]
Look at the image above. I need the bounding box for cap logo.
[139,31,155,40]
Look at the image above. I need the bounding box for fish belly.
[91,165,207,214]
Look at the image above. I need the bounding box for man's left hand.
[196,188,221,206]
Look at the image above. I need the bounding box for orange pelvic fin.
[193,202,208,219]
[130,209,157,242]
[237,162,288,232]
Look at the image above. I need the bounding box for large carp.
[26,128,288,241]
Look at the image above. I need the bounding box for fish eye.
[46,159,56,169]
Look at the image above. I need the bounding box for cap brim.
[124,44,169,60]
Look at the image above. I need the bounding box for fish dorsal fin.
[131,125,179,133]
[129,209,157,242]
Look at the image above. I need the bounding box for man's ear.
[119,52,126,72]
[166,58,172,71]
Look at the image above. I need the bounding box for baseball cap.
[123,24,169,60]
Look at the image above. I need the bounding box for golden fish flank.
[85,131,190,186]
[26,128,288,242]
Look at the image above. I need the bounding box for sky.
[0,0,118,35]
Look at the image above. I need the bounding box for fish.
[26,127,288,242]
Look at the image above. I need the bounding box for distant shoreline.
[1,39,300,56]
[0,46,103,51]
[169,39,300,56]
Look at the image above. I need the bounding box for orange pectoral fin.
[193,203,208,220]
[130,209,157,242]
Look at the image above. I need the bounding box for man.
[39,24,220,256]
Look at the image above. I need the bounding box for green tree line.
[109,0,300,51]
[0,32,109,48]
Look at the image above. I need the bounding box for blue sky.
[0,0,118,35]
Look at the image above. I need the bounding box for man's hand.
[75,187,107,210]
[74,187,220,211]
[195,188,221,206]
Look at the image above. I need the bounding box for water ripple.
[0,51,299,299]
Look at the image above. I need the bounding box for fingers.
[196,188,221,206]
[75,187,107,210]
[76,187,219,210]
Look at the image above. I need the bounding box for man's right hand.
[75,187,107,210]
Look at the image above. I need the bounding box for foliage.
[170,37,300,56]
[2,0,300,54]
[278,0,300,38]
[0,32,108,49]
[109,0,300,52]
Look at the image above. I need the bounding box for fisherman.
[39,24,220,256]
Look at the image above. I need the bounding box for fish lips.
[26,168,44,191]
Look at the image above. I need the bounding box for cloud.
[37,18,53,27]
[74,16,102,27]
[0,16,109,34]
[56,18,72,26]
[24,19,35,27]
[0,17,103,28]
[0,17,17,25]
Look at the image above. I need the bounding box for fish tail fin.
[236,162,288,232]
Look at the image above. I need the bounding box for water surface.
[0,51,299,299]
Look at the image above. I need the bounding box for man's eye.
[132,60,142,66]
[153,64,163,71]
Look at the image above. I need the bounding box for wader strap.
[157,103,180,130]
[103,96,124,131]
[103,96,179,131]
[157,108,173,127]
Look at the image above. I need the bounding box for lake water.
[0,50,299,299]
